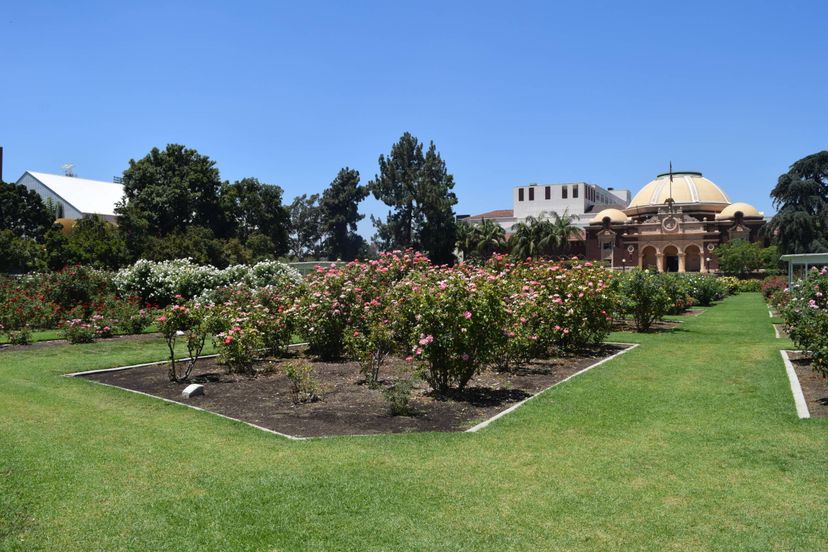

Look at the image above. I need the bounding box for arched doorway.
[663,245,679,272]
[685,245,701,272]
[642,246,657,270]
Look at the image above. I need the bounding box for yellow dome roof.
[716,202,763,220]
[590,208,628,225]
[628,172,730,209]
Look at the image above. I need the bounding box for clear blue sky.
[2,0,826,236]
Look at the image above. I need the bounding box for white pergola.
[780,253,828,286]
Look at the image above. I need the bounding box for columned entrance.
[663,245,679,272]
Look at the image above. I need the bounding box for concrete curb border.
[779,350,810,419]
[465,342,639,433]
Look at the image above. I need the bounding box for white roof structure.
[18,171,125,217]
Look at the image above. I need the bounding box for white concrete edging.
[78,377,306,440]
[779,350,810,419]
[465,342,639,433]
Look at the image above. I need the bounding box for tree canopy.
[288,194,323,260]
[0,182,53,240]
[118,144,225,237]
[767,151,828,254]
[369,133,458,264]
[320,167,368,261]
[715,239,778,277]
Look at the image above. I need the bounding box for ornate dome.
[626,172,730,215]
[716,202,763,220]
[589,208,628,225]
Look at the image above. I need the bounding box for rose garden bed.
[78,343,633,438]
[784,351,828,418]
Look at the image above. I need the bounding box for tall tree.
[320,167,368,261]
[766,151,828,254]
[0,182,53,240]
[369,133,458,264]
[548,209,582,254]
[288,194,323,260]
[509,215,557,259]
[117,144,226,252]
[220,177,290,256]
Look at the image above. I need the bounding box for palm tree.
[454,221,476,261]
[510,215,555,259]
[474,219,507,259]
[548,209,581,255]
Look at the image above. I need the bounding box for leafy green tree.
[288,194,323,260]
[64,215,129,270]
[220,177,290,256]
[246,232,277,261]
[320,167,368,261]
[142,226,227,267]
[715,240,778,277]
[369,133,458,264]
[0,182,53,240]
[43,225,71,270]
[0,229,45,273]
[117,144,226,256]
[766,151,828,254]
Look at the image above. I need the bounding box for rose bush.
[782,269,828,378]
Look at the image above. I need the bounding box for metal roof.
[22,171,124,217]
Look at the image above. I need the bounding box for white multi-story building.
[464,182,630,233]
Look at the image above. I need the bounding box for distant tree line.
[0,133,461,272]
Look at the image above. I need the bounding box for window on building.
[518,188,524,201]
[573,185,579,199]
[545,186,550,200]
[562,185,568,199]
[528,187,534,201]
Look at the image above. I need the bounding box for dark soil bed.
[774,324,789,339]
[612,318,681,332]
[0,332,162,353]
[786,352,828,418]
[80,344,630,437]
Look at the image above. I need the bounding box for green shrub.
[683,274,727,306]
[662,273,696,314]
[216,323,264,374]
[383,378,416,416]
[282,360,321,403]
[6,327,32,345]
[618,270,672,331]
[736,279,762,293]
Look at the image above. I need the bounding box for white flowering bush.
[114,258,301,306]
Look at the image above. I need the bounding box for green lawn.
[1,293,826,550]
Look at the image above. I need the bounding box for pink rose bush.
[782,268,828,378]
[157,300,210,382]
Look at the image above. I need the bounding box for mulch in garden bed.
[80,344,631,438]
[786,352,828,418]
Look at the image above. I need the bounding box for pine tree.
[320,167,368,261]
[369,133,458,263]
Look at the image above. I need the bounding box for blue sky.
[2,0,826,237]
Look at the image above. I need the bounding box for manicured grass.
[1,293,826,550]
[0,324,162,345]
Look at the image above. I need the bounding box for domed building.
[585,171,765,272]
